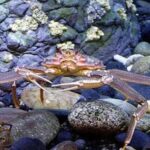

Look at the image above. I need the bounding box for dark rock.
[48,7,78,26]
[56,130,73,142]
[141,20,150,42]
[51,141,78,150]
[60,26,78,42]
[59,0,80,7]
[10,137,46,150]
[80,89,100,100]
[75,139,86,150]
[115,130,150,150]
[42,0,60,12]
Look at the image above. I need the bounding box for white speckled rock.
[21,87,81,110]
[68,101,129,135]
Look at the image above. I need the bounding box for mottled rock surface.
[68,101,129,135]
[11,110,60,145]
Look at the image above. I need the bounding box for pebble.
[11,110,60,144]
[50,141,78,150]
[68,101,129,135]
[21,87,80,110]
[10,137,46,150]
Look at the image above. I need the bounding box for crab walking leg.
[122,102,148,149]
[109,69,150,85]
[102,76,149,149]
[12,81,20,108]
[52,78,105,91]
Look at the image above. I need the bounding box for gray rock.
[58,0,80,7]
[137,114,150,132]
[11,110,60,144]
[0,51,15,72]
[101,98,136,115]
[131,56,150,74]
[17,54,42,67]
[48,7,78,25]
[60,26,78,41]
[12,3,30,17]
[68,101,129,135]
[7,31,37,50]
[0,5,9,23]
[134,42,150,56]
[51,141,78,150]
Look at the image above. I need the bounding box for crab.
[0,50,150,149]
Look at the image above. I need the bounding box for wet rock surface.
[10,110,60,145]
[68,101,129,135]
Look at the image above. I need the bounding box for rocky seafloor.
[0,0,150,149]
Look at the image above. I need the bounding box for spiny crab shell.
[42,50,105,76]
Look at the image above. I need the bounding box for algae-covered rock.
[131,56,150,74]
[134,42,150,56]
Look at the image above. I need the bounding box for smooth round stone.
[10,137,46,150]
[51,141,78,150]
[134,42,150,56]
[11,110,60,145]
[21,87,80,110]
[131,56,150,74]
[68,101,129,135]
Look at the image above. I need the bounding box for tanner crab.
[0,50,150,149]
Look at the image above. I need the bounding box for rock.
[137,114,150,132]
[115,130,150,150]
[134,42,150,56]
[11,3,30,17]
[11,110,60,145]
[58,0,80,7]
[21,87,81,110]
[68,101,129,135]
[131,56,150,74]
[48,8,78,25]
[51,141,78,150]
[10,137,46,150]
[16,54,42,67]
[141,20,150,42]
[0,51,15,72]
[0,5,9,23]
[56,130,73,142]
[60,26,78,41]
[75,139,86,150]
[100,98,136,115]
[0,108,27,123]
[7,31,37,50]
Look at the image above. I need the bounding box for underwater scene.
[0,0,150,149]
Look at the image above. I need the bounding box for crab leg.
[109,69,150,85]
[52,75,148,148]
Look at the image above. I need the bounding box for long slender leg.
[122,102,148,149]
[12,81,20,108]
[40,88,44,104]
[109,69,150,85]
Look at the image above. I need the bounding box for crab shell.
[42,50,105,76]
